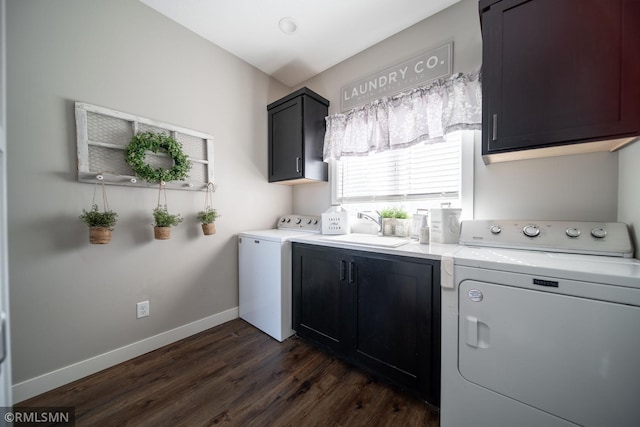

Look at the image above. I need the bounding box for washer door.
[459,279,640,427]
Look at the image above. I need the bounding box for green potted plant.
[380,207,411,237]
[196,208,219,236]
[153,205,183,240]
[79,204,118,244]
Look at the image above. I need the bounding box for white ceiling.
[139,0,461,87]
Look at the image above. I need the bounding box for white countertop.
[290,233,459,261]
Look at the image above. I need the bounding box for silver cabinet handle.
[492,114,498,141]
[296,157,301,173]
[348,262,355,284]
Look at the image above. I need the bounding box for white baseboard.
[12,307,239,404]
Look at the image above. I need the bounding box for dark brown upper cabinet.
[480,0,640,163]
[267,87,329,184]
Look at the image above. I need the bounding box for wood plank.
[18,319,438,426]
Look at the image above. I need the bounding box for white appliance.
[0,0,11,409]
[238,215,320,342]
[441,220,640,427]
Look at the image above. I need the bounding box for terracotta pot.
[201,223,216,236]
[89,227,112,244]
[154,226,171,240]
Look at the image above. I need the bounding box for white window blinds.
[336,132,461,203]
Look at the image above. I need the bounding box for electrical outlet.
[136,300,149,319]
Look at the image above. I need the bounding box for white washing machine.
[238,215,320,342]
[441,220,640,427]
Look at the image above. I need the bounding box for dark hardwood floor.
[19,318,439,426]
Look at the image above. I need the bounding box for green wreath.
[125,132,192,183]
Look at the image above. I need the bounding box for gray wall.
[618,141,640,259]
[294,0,620,222]
[7,0,292,384]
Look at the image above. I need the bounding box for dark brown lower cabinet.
[292,243,441,406]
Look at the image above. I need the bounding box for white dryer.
[441,220,640,427]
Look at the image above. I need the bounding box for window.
[331,130,475,216]
[323,72,481,217]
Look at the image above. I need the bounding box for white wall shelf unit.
[75,102,214,191]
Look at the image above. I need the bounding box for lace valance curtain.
[323,71,482,161]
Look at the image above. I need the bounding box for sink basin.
[322,234,411,248]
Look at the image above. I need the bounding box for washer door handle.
[0,313,6,366]
[466,315,490,349]
[466,316,478,348]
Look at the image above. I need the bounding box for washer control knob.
[295,218,302,224]
[523,224,540,237]
[286,218,291,223]
[591,228,607,239]
[566,227,581,238]
[489,225,502,235]
[306,219,312,224]
[313,219,319,225]
[280,217,287,223]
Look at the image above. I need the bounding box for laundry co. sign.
[341,42,452,112]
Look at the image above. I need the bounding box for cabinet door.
[301,96,329,182]
[482,0,640,154]
[351,255,435,397]
[269,97,303,182]
[292,244,348,353]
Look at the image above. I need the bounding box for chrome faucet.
[357,211,382,232]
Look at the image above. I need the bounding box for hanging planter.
[196,182,219,236]
[152,183,182,240]
[88,226,113,244]
[200,223,216,235]
[153,206,183,240]
[79,178,118,244]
